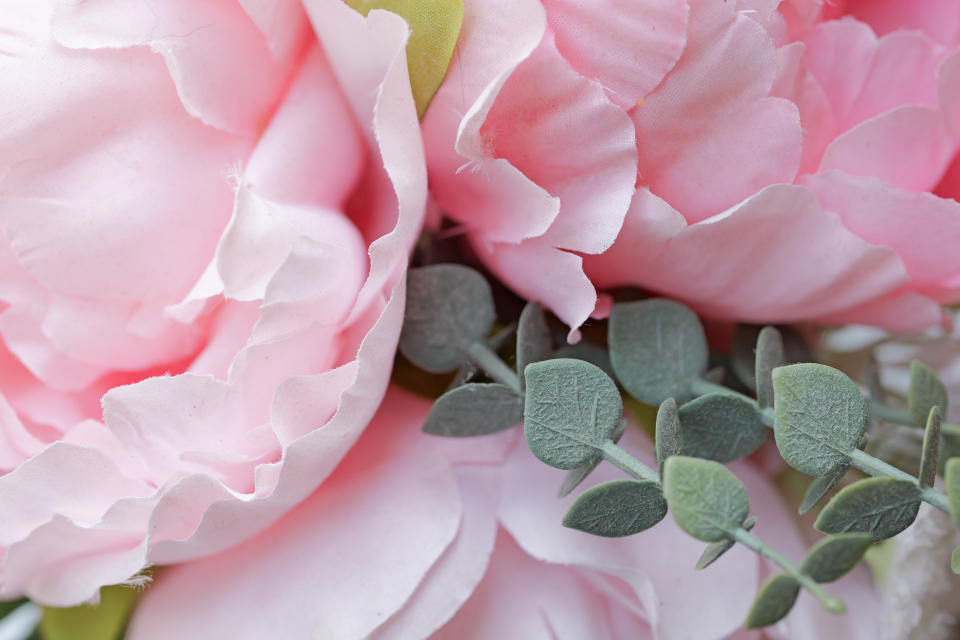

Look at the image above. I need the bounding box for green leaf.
[346,0,464,118]
[516,302,552,378]
[919,406,942,488]
[608,299,708,405]
[551,342,615,380]
[696,516,756,570]
[745,574,801,629]
[799,463,849,515]
[731,325,760,391]
[524,359,623,469]
[662,456,750,542]
[815,477,921,541]
[557,419,627,498]
[422,383,522,436]
[677,393,766,463]
[801,533,872,583]
[945,457,960,528]
[400,264,495,373]
[772,363,867,476]
[40,585,141,640]
[952,545,960,574]
[909,360,948,429]
[562,479,668,537]
[655,398,683,474]
[755,326,784,409]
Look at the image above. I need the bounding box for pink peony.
[0,0,425,605]
[125,389,881,640]
[425,0,960,335]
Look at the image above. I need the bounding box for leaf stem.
[868,401,960,437]
[601,441,660,484]
[731,527,845,614]
[465,341,522,393]
[847,449,950,513]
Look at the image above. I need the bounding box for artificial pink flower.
[425,0,960,335]
[126,389,880,640]
[0,0,425,605]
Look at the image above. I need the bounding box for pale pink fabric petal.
[542,0,688,109]
[937,49,960,141]
[584,186,919,326]
[237,0,311,62]
[799,19,877,127]
[842,0,960,47]
[633,0,802,222]
[53,0,294,136]
[802,171,960,300]
[818,291,945,333]
[126,390,462,640]
[0,393,44,471]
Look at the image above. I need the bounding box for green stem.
[848,449,950,513]
[465,341,522,393]
[868,401,960,438]
[732,527,845,614]
[688,379,775,426]
[601,441,660,484]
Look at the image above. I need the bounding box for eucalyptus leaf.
[815,478,921,541]
[608,299,708,405]
[517,302,552,379]
[558,419,627,498]
[945,457,960,528]
[422,383,522,437]
[799,463,849,515]
[696,516,756,570]
[940,431,960,475]
[656,398,683,474]
[865,353,886,405]
[562,479,668,537]
[551,342,615,380]
[662,456,750,542]
[704,366,725,385]
[400,265,495,373]
[919,406,942,488]
[909,360,948,429]
[772,364,867,476]
[677,393,766,463]
[731,324,760,391]
[755,327,784,409]
[952,545,960,574]
[745,574,801,628]
[524,359,623,469]
[800,533,872,583]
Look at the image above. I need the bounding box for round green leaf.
[815,477,921,541]
[557,419,627,498]
[745,574,801,629]
[800,533,872,583]
[952,545,960,574]
[696,516,756,570]
[562,479,668,537]
[677,393,766,463]
[656,398,682,473]
[772,364,867,476]
[945,457,960,529]
[755,326,784,409]
[608,299,708,405]
[551,341,615,380]
[400,264,495,373]
[798,463,849,515]
[516,302,552,378]
[908,360,948,429]
[662,456,750,542]
[524,359,623,469]
[422,383,522,437]
[919,405,942,488]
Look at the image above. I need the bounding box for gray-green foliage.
[608,299,708,405]
[677,393,766,463]
[551,341,615,380]
[562,479,667,537]
[524,359,622,469]
[909,360,948,429]
[799,463,849,515]
[755,326,784,409]
[952,546,960,574]
[800,533,872,583]
[656,398,682,474]
[945,458,960,529]
[516,302,552,379]
[696,516,756,570]
[422,383,522,436]
[662,456,749,542]
[773,364,867,476]
[401,265,495,372]
[557,419,626,498]
[815,478,921,541]
[745,574,801,629]
[919,406,942,488]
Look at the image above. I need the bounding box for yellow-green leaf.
[347,0,464,118]
[40,585,141,640]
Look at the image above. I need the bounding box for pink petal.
[842,0,960,48]
[543,0,688,108]
[237,0,311,62]
[634,0,801,222]
[127,390,462,640]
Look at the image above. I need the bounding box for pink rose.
[125,389,880,640]
[425,0,960,335]
[0,0,425,605]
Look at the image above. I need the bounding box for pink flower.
[125,389,881,640]
[0,0,425,605]
[425,0,960,335]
